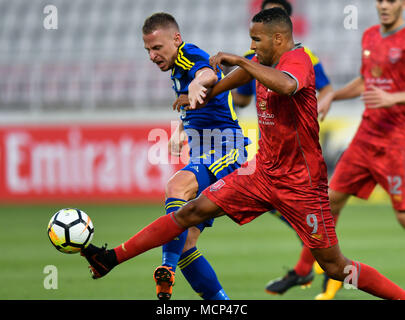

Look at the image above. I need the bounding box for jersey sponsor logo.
[388,47,402,64]
[209,179,225,191]
[257,110,275,126]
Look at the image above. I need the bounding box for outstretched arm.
[210,52,297,96]
[318,76,365,121]
[187,67,218,108]
[175,64,253,111]
[362,86,405,109]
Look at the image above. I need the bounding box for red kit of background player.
[330,25,405,211]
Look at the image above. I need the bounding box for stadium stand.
[0,0,378,117]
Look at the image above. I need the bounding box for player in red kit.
[80,8,405,300]
[268,0,405,299]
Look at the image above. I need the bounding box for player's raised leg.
[80,194,225,279]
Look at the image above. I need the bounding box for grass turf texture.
[0,203,403,300]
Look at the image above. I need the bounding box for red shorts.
[203,161,338,249]
[330,139,405,211]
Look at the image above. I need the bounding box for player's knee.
[165,178,184,198]
[165,173,198,200]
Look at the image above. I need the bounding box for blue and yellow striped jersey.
[171,42,241,131]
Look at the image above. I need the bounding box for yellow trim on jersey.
[175,59,192,70]
[304,47,320,66]
[178,250,202,269]
[228,90,237,121]
[175,43,195,71]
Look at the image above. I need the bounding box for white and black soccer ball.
[47,208,94,254]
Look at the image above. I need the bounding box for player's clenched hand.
[172,94,190,112]
[362,85,395,109]
[209,52,241,73]
[317,91,334,121]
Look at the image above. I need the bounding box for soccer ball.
[47,208,94,254]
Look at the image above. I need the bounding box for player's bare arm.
[316,84,333,105]
[362,86,405,108]
[186,60,253,110]
[318,76,365,121]
[211,51,297,96]
[187,67,218,109]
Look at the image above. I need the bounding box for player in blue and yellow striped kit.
[143,12,250,300]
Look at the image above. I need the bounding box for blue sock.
[179,247,230,300]
[162,198,188,272]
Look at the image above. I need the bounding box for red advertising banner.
[0,123,186,203]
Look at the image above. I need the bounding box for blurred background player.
[232,0,333,296]
[268,0,405,300]
[116,12,249,300]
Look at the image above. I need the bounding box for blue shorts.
[181,128,250,232]
[181,145,248,232]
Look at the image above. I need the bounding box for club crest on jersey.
[258,100,267,111]
[210,179,225,191]
[388,48,402,64]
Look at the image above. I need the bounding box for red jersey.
[356,24,405,147]
[253,47,328,187]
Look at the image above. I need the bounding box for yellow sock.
[313,261,324,275]
[315,279,342,300]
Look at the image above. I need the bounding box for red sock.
[350,261,405,300]
[294,245,315,276]
[114,213,186,264]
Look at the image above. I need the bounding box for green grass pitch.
[0,202,403,300]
